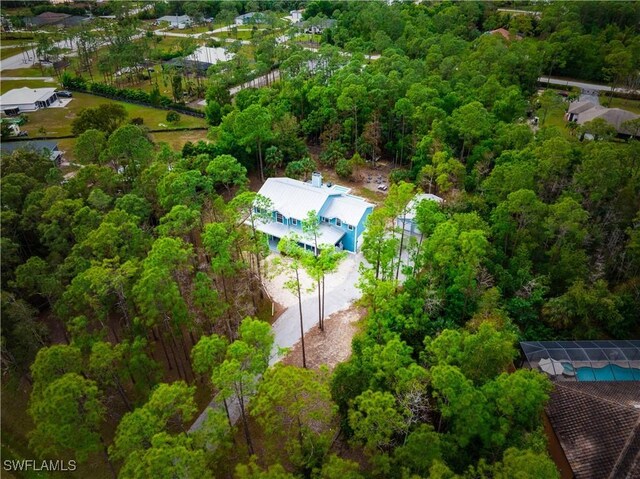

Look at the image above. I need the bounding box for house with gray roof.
[566,101,639,138]
[0,140,63,165]
[254,173,374,253]
[545,381,640,479]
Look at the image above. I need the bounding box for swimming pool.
[574,364,640,381]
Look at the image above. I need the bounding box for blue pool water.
[575,364,640,381]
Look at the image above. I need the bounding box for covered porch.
[257,222,346,254]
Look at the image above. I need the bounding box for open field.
[1,65,52,77]
[0,38,35,46]
[608,96,640,114]
[1,79,56,94]
[15,92,206,137]
[150,129,209,151]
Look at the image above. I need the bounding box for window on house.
[321,217,329,223]
[291,218,298,225]
[336,219,342,227]
[348,224,354,231]
[276,213,284,224]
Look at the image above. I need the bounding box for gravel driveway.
[264,251,364,364]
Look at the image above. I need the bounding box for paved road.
[497,8,541,17]
[0,38,79,71]
[1,76,55,81]
[538,76,640,94]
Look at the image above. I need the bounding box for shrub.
[166,111,181,124]
[130,117,144,125]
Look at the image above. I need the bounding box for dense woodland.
[1,1,640,478]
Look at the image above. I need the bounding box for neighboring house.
[0,87,60,114]
[566,100,640,138]
[294,18,337,34]
[164,46,233,75]
[287,9,304,23]
[157,15,192,28]
[24,12,90,28]
[520,341,640,479]
[396,193,444,236]
[235,12,266,25]
[254,173,374,253]
[487,28,523,41]
[545,382,640,479]
[0,140,64,165]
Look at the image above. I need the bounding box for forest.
[1,1,639,478]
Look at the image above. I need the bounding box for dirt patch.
[282,305,365,370]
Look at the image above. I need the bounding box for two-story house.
[254,173,374,253]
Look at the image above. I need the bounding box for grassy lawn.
[607,96,640,114]
[1,46,29,61]
[1,79,56,94]
[1,38,35,46]
[182,25,216,34]
[150,129,209,151]
[541,105,574,139]
[18,92,206,137]
[1,31,35,40]
[2,66,53,77]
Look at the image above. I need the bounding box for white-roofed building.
[284,9,304,23]
[396,193,444,235]
[0,87,59,114]
[234,12,266,25]
[157,15,191,28]
[187,46,232,65]
[254,173,374,253]
[165,46,233,75]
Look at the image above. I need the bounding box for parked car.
[56,90,73,98]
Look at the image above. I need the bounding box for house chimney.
[311,172,322,187]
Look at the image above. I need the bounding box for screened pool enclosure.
[520,340,640,381]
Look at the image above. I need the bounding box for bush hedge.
[60,74,204,117]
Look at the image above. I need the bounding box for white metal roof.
[257,177,373,225]
[0,87,57,105]
[257,177,332,220]
[187,46,233,65]
[158,15,191,25]
[399,193,443,221]
[321,194,373,226]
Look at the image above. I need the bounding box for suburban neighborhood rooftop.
[0,87,58,105]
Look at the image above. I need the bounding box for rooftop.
[0,87,57,105]
[157,15,191,25]
[546,381,640,479]
[0,140,60,159]
[399,193,444,222]
[567,101,640,135]
[257,177,373,225]
[187,46,233,65]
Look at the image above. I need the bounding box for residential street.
[538,76,640,94]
